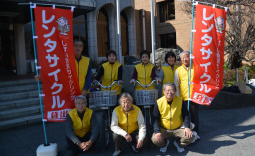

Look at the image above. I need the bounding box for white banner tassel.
[30,3,36,8]
[36,66,41,70]
[39,94,45,97]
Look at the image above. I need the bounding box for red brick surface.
[135,0,194,54]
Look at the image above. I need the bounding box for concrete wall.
[87,0,137,62]
[14,23,27,75]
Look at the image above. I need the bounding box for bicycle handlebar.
[93,80,120,89]
[132,79,158,88]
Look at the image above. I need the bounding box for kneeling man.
[152,82,195,153]
[111,93,148,156]
[66,95,100,156]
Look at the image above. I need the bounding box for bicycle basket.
[93,90,117,107]
[134,89,158,105]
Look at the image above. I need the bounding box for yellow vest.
[158,96,183,130]
[135,62,155,90]
[75,56,90,93]
[101,61,122,95]
[115,105,140,134]
[176,64,194,101]
[68,107,93,137]
[162,65,179,95]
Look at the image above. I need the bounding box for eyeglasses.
[74,45,83,48]
[75,103,86,106]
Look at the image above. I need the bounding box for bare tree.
[180,0,255,69]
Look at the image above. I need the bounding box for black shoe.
[66,144,71,150]
[89,149,100,154]
[129,143,139,153]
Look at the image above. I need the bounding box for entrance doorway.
[0,29,16,75]
[121,11,129,56]
[97,8,110,57]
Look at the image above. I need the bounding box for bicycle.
[132,79,159,148]
[93,80,120,149]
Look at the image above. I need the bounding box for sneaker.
[129,143,139,153]
[174,140,185,153]
[160,139,170,153]
[191,131,198,143]
[112,150,122,156]
[189,131,200,146]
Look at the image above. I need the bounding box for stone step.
[0,98,43,110]
[0,79,37,87]
[0,106,41,120]
[0,84,42,94]
[0,90,42,101]
[0,114,42,130]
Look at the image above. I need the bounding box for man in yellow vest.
[73,39,92,108]
[174,51,200,142]
[151,82,194,153]
[111,93,148,156]
[66,95,99,156]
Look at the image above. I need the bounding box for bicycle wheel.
[145,108,151,148]
[102,110,110,149]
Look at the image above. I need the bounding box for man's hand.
[82,90,87,97]
[155,133,163,142]
[125,134,132,142]
[119,80,123,84]
[34,75,41,81]
[136,140,143,148]
[83,140,93,151]
[78,142,86,150]
[184,128,193,138]
[156,78,162,83]
[130,79,135,84]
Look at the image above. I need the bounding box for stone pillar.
[14,23,27,75]
[87,11,98,60]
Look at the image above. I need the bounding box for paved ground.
[1,106,255,156]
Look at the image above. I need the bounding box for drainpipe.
[142,9,146,50]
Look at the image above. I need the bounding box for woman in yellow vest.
[95,50,123,106]
[159,51,178,96]
[130,50,161,90]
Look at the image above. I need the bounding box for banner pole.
[188,0,195,111]
[30,2,48,145]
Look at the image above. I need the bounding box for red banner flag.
[34,6,80,122]
[191,4,226,105]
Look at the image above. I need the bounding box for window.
[97,8,110,57]
[160,33,176,49]
[159,0,175,22]
[73,15,88,57]
[121,11,129,56]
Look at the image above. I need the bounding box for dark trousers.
[184,100,199,134]
[112,130,148,151]
[66,131,98,154]
[86,94,89,108]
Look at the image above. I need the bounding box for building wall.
[87,0,137,63]
[135,0,194,55]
